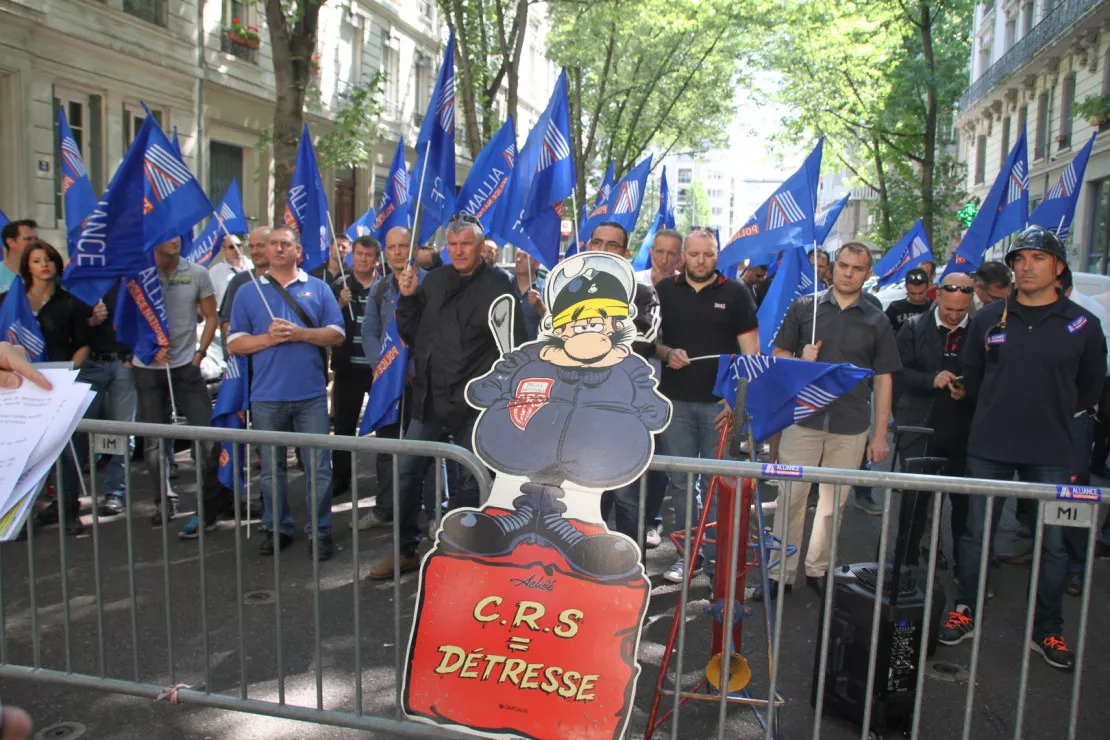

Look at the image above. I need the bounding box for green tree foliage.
[547,0,758,207]
[761,0,973,257]
[314,75,388,171]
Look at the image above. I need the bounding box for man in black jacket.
[367,215,525,579]
[892,272,975,569]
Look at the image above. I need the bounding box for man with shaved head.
[220,226,272,339]
[891,271,976,569]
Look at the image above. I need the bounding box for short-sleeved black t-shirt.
[885,298,933,334]
[775,289,902,435]
[655,271,759,402]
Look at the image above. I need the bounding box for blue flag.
[58,107,98,241]
[344,207,377,242]
[373,138,413,243]
[814,193,849,247]
[1030,132,1096,241]
[63,113,212,305]
[170,128,196,257]
[491,69,576,268]
[720,138,822,272]
[713,354,873,441]
[213,355,250,490]
[756,245,813,354]
[0,279,46,361]
[359,315,408,435]
[283,124,333,272]
[946,127,1028,275]
[456,117,517,228]
[184,179,249,266]
[113,265,171,365]
[0,210,8,230]
[875,220,933,288]
[633,165,676,271]
[580,159,616,240]
[576,156,653,254]
[412,32,457,243]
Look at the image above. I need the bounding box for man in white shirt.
[209,234,252,309]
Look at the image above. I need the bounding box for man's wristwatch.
[196,348,208,358]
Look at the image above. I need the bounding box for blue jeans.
[661,400,724,559]
[959,455,1069,638]
[397,414,480,554]
[251,396,333,537]
[74,359,136,493]
[1064,414,1094,573]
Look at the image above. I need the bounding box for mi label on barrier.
[92,434,127,457]
[761,464,804,479]
[1041,500,1094,529]
[1056,485,1102,502]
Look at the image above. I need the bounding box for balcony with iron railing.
[958,0,1105,112]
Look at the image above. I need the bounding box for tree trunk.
[450,0,483,156]
[265,0,319,224]
[871,132,892,244]
[505,0,528,129]
[919,1,938,246]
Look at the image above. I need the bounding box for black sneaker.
[315,535,334,562]
[259,531,294,555]
[1095,541,1110,559]
[1031,635,1075,671]
[150,498,178,527]
[938,606,975,646]
[1066,572,1082,597]
[748,579,792,602]
[99,493,125,516]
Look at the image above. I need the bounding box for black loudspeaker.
[810,563,927,737]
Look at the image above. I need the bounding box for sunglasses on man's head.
[448,213,484,230]
[905,274,929,286]
[939,284,974,294]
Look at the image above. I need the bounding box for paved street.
[1,448,1107,740]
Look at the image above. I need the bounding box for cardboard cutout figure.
[404,251,672,739]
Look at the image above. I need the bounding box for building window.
[208,141,244,213]
[1034,90,1049,159]
[123,0,166,26]
[383,41,401,118]
[419,0,435,24]
[53,93,104,225]
[336,19,361,94]
[1087,177,1110,274]
[123,104,163,149]
[974,135,987,185]
[1059,72,1075,149]
[1017,102,1028,134]
[220,0,258,63]
[1021,2,1034,36]
[1004,17,1016,51]
[413,53,432,125]
[677,188,688,203]
[677,169,692,184]
[1000,116,1011,160]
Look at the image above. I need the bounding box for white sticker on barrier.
[92,434,127,457]
[1041,500,1095,529]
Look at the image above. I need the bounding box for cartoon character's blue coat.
[466,342,671,488]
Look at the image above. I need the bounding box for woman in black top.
[16,240,90,535]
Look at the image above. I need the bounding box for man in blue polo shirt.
[228,225,346,561]
[938,227,1106,672]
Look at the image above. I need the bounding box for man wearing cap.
[938,227,1106,672]
[885,268,934,334]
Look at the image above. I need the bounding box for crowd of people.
[3,210,1108,673]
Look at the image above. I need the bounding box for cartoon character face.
[539,315,634,368]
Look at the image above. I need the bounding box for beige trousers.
[771,424,869,584]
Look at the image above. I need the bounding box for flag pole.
[812,241,819,346]
[570,190,582,253]
[215,216,275,321]
[407,149,433,264]
[325,209,356,321]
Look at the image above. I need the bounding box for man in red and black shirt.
[653,227,759,583]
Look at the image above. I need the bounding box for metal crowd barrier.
[0,422,1103,740]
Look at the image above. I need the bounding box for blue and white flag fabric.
[456,117,517,228]
[283,124,332,272]
[713,354,873,441]
[579,159,616,239]
[113,264,171,365]
[0,210,8,230]
[575,156,653,254]
[594,160,616,209]
[755,245,812,354]
[720,138,822,272]
[1030,132,1096,241]
[945,127,1028,275]
[184,178,249,267]
[875,220,933,288]
[344,207,377,242]
[212,354,250,490]
[0,278,46,361]
[412,31,457,243]
[814,193,849,247]
[633,165,676,271]
[58,106,98,241]
[169,128,196,257]
[63,111,213,306]
[359,315,408,435]
[373,138,413,244]
[490,69,576,268]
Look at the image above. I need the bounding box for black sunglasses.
[905,274,929,286]
[448,213,484,231]
[939,285,974,294]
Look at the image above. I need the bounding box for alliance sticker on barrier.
[92,434,128,456]
[1056,485,1102,502]
[1041,500,1096,528]
[761,463,804,479]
